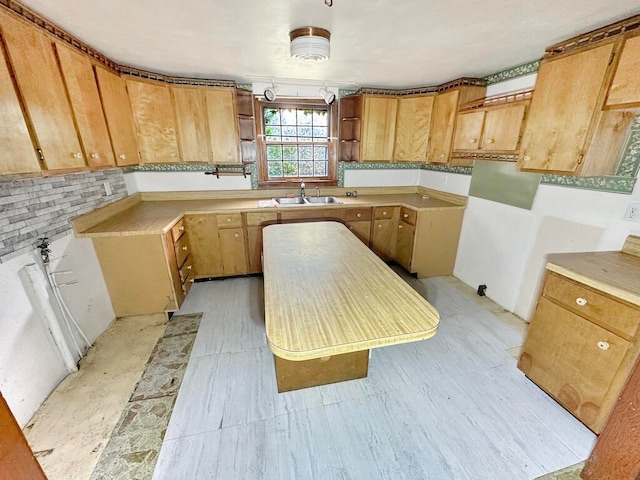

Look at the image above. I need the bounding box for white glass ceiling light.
[290,27,331,63]
[319,86,336,105]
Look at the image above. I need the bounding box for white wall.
[125,171,252,194]
[0,235,115,426]
[344,169,419,188]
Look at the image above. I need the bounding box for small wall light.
[264,83,279,102]
[319,86,336,105]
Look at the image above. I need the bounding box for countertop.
[73,190,465,238]
[262,222,440,360]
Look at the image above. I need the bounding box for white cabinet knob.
[71,152,83,159]
[90,152,100,159]
[468,138,477,144]
[378,224,382,229]
[119,154,127,160]
[349,226,354,230]
[198,152,204,157]
[182,246,188,251]
[398,225,403,229]
[485,138,494,144]
[187,265,192,270]
[440,153,445,158]
[597,341,610,351]
[179,226,185,231]
[576,297,587,306]
[403,213,408,218]
[356,213,361,218]
[234,233,239,238]
[227,218,232,223]
[523,155,531,162]
[170,152,177,158]
[382,211,387,216]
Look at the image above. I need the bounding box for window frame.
[254,97,338,187]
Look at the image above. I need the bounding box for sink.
[274,197,306,205]
[304,196,343,204]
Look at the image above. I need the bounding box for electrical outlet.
[624,203,640,222]
[103,181,112,196]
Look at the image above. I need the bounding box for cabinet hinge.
[577,153,584,165]
[36,148,45,163]
[138,151,143,161]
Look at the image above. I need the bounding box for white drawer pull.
[576,297,587,306]
[227,218,232,222]
[182,246,188,251]
[179,225,185,231]
[234,233,239,238]
[597,341,609,351]
[356,213,361,218]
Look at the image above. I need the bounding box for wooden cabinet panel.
[164,231,186,308]
[606,34,640,108]
[395,221,415,271]
[345,208,372,222]
[393,95,434,162]
[481,104,526,151]
[216,213,242,228]
[0,11,84,170]
[518,297,628,432]
[374,206,398,220]
[172,86,210,163]
[184,214,224,277]
[204,88,240,164]
[411,208,464,278]
[361,96,398,161]
[399,207,417,226]
[371,219,396,261]
[280,208,345,223]
[94,66,139,166]
[346,220,371,246]
[453,111,484,151]
[247,226,264,274]
[518,42,615,174]
[0,37,39,175]
[219,227,248,275]
[54,42,115,168]
[127,79,181,163]
[428,89,459,164]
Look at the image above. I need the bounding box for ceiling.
[18,0,640,89]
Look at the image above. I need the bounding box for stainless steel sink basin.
[273,197,306,205]
[305,196,343,204]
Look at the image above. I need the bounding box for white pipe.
[19,264,78,374]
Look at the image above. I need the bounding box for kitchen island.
[263,221,440,392]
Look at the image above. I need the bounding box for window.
[256,99,337,186]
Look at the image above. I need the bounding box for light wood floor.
[152,274,595,480]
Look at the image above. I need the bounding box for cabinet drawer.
[245,211,277,227]
[543,272,640,339]
[374,206,398,220]
[400,207,417,226]
[345,208,372,222]
[170,218,185,243]
[179,259,193,284]
[280,209,345,223]
[174,234,190,268]
[216,213,243,228]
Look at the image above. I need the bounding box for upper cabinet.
[204,88,241,164]
[127,79,181,163]
[94,66,139,166]
[0,10,85,171]
[361,95,398,161]
[172,86,211,163]
[54,42,115,169]
[606,34,640,108]
[0,32,39,175]
[393,95,434,162]
[518,42,617,174]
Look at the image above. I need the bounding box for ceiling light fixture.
[264,82,279,102]
[319,86,336,105]
[290,27,331,63]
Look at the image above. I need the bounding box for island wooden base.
[274,350,370,393]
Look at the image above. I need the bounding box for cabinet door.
[0,11,84,170]
[518,42,615,173]
[346,220,372,246]
[606,34,640,108]
[395,221,415,271]
[94,66,139,166]
[452,110,485,151]
[428,89,459,164]
[371,219,396,260]
[54,43,115,168]
[361,96,398,161]
[219,227,248,275]
[172,86,211,163]
[204,88,240,164]
[247,226,264,274]
[393,95,433,161]
[127,79,181,163]
[481,104,526,151]
[184,214,224,277]
[0,36,39,175]
[518,297,628,432]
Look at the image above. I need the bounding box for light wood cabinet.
[453,103,527,154]
[54,42,115,169]
[218,227,247,275]
[452,110,485,151]
[345,208,372,246]
[361,96,398,161]
[395,221,415,271]
[127,78,181,163]
[0,10,85,171]
[393,95,434,162]
[204,88,241,164]
[519,270,640,433]
[246,212,278,274]
[172,86,210,163]
[371,206,399,261]
[93,66,139,166]
[0,35,39,175]
[518,42,616,174]
[606,34,640,108]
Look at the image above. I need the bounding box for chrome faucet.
[300,182,305,198]
[315,186,320,197]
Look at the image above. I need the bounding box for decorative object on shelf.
[290,27,331,63]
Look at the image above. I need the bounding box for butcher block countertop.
[262,222,440,361]
[546,235,640,307]
[72,186,466,237]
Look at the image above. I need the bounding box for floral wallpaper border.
[483,59,541,85]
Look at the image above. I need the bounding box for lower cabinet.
[246,212,278,274]
[518,271,640,433]
[371,207,399,261]
[395,220,415,271]
[345,208,372,246]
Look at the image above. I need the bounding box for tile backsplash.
[0,169,127,263]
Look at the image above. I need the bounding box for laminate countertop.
[262,222,440,360]
[547,248,640,307]
[73,190,465,238]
